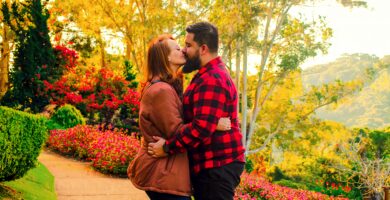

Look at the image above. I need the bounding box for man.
[148,22,245,200]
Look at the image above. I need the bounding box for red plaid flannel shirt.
[166,57,245,174]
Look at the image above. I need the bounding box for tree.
[1,0,58,113]
[209,0,373,156]
[209,0,261,143]
[50,0,196,72]
[49,0,109,68]
[236,0,334,154]
[336,0,367,8]
[0,0,13,99]
[336,128,390,199]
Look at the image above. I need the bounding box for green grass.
[0,162,56,200]
[0,184,22,200]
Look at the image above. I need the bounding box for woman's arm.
[147,84,183,139]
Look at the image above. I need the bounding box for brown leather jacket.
[128,81,191,196]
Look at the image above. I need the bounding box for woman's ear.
[168,56,171,62]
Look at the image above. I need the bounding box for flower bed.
[47,125,140,175]
[48,125,352,198]
[89,129,140,174]
[235,172,349,200]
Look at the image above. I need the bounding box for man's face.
[182,33,201,73]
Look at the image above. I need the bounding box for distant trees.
[50,0,195,71]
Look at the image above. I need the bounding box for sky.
[294,0,390,68]
[239,0,390,74]
[245,0,390,73]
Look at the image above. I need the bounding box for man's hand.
[147,136,168,158]
[216,117,231,131]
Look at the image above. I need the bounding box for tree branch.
[248,1,292,146]
[246,70,287,149]
[247,115,285,155]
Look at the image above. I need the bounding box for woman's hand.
[216,117,231,131]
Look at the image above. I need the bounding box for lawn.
[0,162,56,200]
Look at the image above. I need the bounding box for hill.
[302,53,390,128]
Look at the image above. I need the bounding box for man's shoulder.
[201,66,229,80]
[202,65,235,85]
[197,70,225,86]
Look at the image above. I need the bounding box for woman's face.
[167,39,186,71]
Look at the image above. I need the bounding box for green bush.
[274,179,308,190]
[244,157,254,173]
[0,106,48,181]
[45,119,66,131]
[267,166,289,182]
[51,104,85,129]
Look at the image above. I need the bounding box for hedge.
[0,106,48,181]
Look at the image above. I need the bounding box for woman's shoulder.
[143,81,177,100]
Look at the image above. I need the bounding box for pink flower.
[47,125,140,175]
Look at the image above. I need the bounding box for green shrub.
[244,157,254,173]
[274,179,308,190]
[51,104,85,129]
[0,106,48,181]
[267,166,289,181]
[45,119,66,131]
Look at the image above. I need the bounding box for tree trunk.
[246,2,292,150]
[0,21,11,98]
[125,24,131,61]
[98,30,105,67]
[241,36,248,147]
[222,46,230,72]
[235,39,241,122]
[125,39,131,61]
[228,42,232,76]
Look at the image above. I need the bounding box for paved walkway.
[38,150,148,200]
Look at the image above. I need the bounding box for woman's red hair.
[140,34,183,97]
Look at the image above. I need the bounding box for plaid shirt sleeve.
[166,78,226,153]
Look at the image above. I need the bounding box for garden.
[0,0,389,200]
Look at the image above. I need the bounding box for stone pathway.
[38,150,148,200]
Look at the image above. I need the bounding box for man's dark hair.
[186,22,219,53]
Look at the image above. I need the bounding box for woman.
[127,34,230,200]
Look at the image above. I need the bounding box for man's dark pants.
[146,191,191,200]
[192,161,245,200]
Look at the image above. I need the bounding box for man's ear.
[199,44,209,56]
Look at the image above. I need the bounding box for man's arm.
[165,78,228,154]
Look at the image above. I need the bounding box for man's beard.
[182,52,201,74]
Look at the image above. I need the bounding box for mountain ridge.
[302,53,390,128]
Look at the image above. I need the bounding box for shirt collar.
[198,56,223,75]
